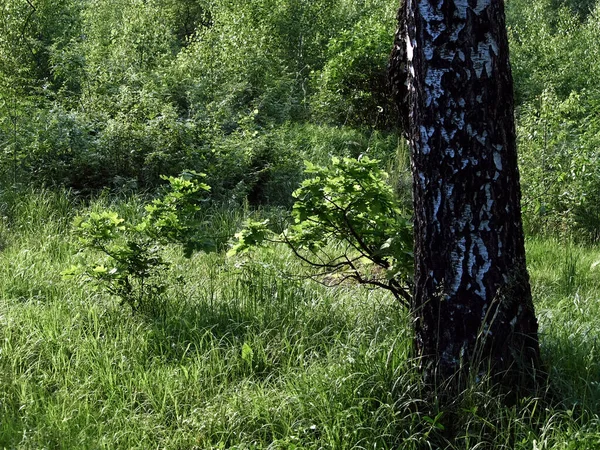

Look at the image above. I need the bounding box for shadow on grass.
[100,252,600,450]
[542,333,600,415]
[417,330,600,449]
[139,267,357,380]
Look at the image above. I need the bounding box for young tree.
[390,0,541,385]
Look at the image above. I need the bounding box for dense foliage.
[0,0,399,200]
[508,0,600,239]
[1,0,599,239]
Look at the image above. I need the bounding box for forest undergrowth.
[1,0,600,447]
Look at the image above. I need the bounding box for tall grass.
[0,190,599,449]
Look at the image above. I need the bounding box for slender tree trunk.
[391,0,541,385]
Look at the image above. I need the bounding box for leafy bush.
[0,0,402,199]
[518,89,600,241]
[66,172,213,313]
[507,0,600,105]
[231,156,413,305]
[508,0,600,240]
[310,15,397,129]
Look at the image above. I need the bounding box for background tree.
[391,0,542,385]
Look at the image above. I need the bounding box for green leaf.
[228,220,271,256]
[60,265,82,279]
[92,265,108,274]
[241,342,254,363]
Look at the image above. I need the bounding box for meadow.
[0,189,598,449]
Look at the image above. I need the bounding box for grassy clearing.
[0,190,599,449]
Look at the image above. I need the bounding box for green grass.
[0,189,599,449]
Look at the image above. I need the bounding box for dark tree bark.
[390,0,541,385]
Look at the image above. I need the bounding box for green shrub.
[231,156,413,305]
[518,89,600,241]
[508,0,600,240]
[66,172,213,314]
[310,15,397,129]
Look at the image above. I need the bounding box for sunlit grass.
[0,190,599,449]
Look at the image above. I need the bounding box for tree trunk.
[391,0,541,385]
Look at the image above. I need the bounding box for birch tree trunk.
[391,0,541,384]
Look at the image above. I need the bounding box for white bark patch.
[419,0,462,107]
[452,110,465,130]
[440,48,455,61]
[418,0,444,66]
[466,124,474,137]
[406,35,414,63]
[449,236,467,296]
[421,125,435,139]
[441,128,449,143]
[473,0,492,14]
[441,128,458,143]
[467,240,476,276]
[484,183,494,217]
[426,22,447,42]
[425,68,446,106]
[493,151,503,171]
[471,33,498,78]
[474,236,492,299]
[451,24,465,42]
[455,0,491,17]
[406,37,416,78]
[453,0,468,19]
[449,204,473,297]
[424,46,434,61]
[418,172,427,190]
[418,0,444,22]
[486,33,499,56]
[475,130,488,146]
[433,189,442,221]
[463,204,472,223]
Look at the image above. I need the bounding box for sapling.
[231,157,413,306]
[64,172,212,314]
